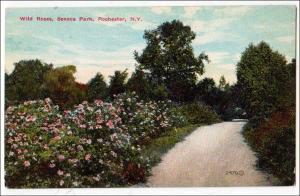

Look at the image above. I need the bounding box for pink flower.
[25,115,36,122]
[79,124,86,129]
[86,139,92,144]
[77,145,83,151]
[57,154,65,161]
[57,169,64,176]
[68,159,78,164]
[24,160,30,167]
[49,163,56,168]
[85,154,91,161]
[110,133,117,141]
[18,112,25,116]
[63,110,71,116]
[7,138,13,144]
[45,98,52,104]
[106,120,114,129]
[94,99,103,106]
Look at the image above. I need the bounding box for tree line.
[5,20,238,120]
[5,20,296,121]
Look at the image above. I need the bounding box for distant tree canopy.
[134,20,209,102]
[193,76,242,120]
[108,70,128,99]
[5,60,86,109]
[5,38,295,124]
[87,73,108,102]
[44,65,86,109]
[5,59,53,102]
[195,78,217,106]
[218,75,230,91]
[236,41,293,119]
[126,69,151,100]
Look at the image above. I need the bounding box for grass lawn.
[141,124,200,169]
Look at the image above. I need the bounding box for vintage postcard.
[1,1,299,195]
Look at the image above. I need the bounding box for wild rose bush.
[112,93,187,144]
[5,93,186,188]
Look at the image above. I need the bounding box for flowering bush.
[5,93,186,188]
[112,92,187,144]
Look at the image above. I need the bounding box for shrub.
[112,92,187,143]
[5,93,187,188]
[243,109,295,185]
[178,102,221,124]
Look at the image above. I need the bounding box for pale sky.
[5,6,296,84]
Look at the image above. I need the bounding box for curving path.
[147,122,274,187]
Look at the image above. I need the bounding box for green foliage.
[109,70,128,98]
[243,109,295,185]
[178,102,220,124]
[194,78,218,106]
[218,75,230,91]
[236,41,290,118]
[194,77,243,120]
[151,83,169,101]
[126,69,151,100]
[134,20,209,102]
[43,65,85,109]
[5,59,53,103]
[87,73,108,102]
[237,42,296,185]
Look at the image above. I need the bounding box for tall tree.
[195,78,217,106]
[126,69,151,100]
[134,20,209,102]
[236,41,290,118]
[5,59,53,103]
[87,73,108,101]
[44,65,84,109]
[108,70,128,98]
[218,75,230,91]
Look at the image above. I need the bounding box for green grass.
[141,124,200,169]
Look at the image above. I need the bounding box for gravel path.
[147,122,274,187]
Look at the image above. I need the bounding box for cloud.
[183,7,202,18]
[212,6,253,17]
[130,21,158,31]
[189,18,233,33]
[233,53,241,63]
[205,51,231,64]
[187,6,251,46]
[276,35,295,44]
[187,18,239,45]
[202,64,237,84]
[5,34,145,83]
[193,32,241,46]
[150,7,172,15]
[199,51,237,84]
